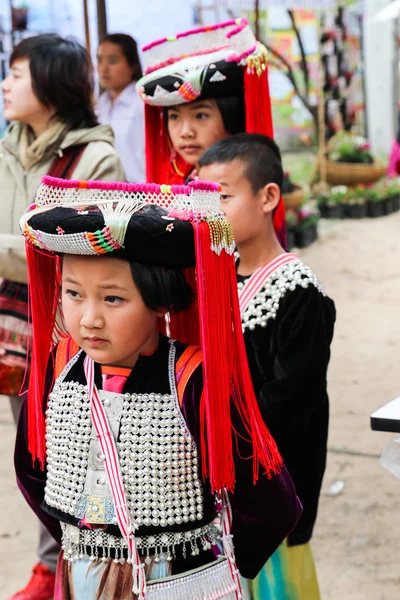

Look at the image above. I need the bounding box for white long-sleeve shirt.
[96,82,145,183]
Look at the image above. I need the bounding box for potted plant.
[371,179,398,216]
[366,185,385,218]
[317,190,343,219]
[295,202,319,248]
[325,132,387,186]
[286,209,297,250]
[282,172,305,210]
[342,186,368,219]
[384,179,400,213]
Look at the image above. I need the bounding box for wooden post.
[255,0,260,40]
[317,12,327,186]
[82,0,91,55]
[96,0,108,42]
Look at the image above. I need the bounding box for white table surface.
[371,396,400,432]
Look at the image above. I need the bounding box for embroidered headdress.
[136,18,286,246]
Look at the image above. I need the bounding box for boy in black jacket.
[199,133,336,599]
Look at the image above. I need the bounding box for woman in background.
[97,33,145,182]
[2,33,124,600]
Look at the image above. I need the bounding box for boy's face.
[199,159,278,246]
[167,99,228,167]
[62,255,162,367]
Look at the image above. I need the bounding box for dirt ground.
[1,214,400,599]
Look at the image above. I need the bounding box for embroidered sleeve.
[239,259,325,332]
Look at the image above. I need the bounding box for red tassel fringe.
[193,222,283,492]
[244,67,287,249]
[26,243,61,469]
[168,267,200,346]
[244,68,274,138]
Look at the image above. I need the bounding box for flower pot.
[319,204,343,219]
[392,195,400,212]
[325,160,387,186]
[283,185,305,210]
[384,197,395,215]
[367,201,385,218]
[345,203,368,219]
[287,230,296,251]
[295,224,318,248]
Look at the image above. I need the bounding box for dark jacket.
[238,270,336,546]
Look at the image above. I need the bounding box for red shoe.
[9,563,56,600]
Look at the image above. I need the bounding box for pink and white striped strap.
[84,356,146,597]
[238,253,297,316]
[221,489,242,599]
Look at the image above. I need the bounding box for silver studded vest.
[44,341,205,532]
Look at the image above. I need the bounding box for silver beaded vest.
[44,341,205,533]
[238,258,325,332]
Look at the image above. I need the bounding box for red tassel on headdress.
[145,105,192,185]
[25,242,61,469]
[193,221,283,492]
[244,68,274,138]
[244,67,287,249]
[168,267,200,345]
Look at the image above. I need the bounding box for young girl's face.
[167,99,228,168]
[1,58,52,124]
[62,255,163,367]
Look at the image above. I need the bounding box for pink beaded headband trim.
[142,18,246,52]
[41,176,221,195]
[142,17,253,76]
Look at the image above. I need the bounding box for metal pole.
[96,0,108,42]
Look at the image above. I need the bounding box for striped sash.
[238,253,297,316]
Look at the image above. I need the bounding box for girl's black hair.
[10,34,98,129]
[100,33,143,80]
[214,95,245,134]
[129,261,194,314]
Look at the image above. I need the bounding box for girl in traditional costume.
[15,175,301,600]
[135,18,286,248]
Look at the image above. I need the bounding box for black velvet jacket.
[238,272,336,546]
[15,334,302,579]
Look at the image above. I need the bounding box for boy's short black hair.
[129,262,193,314]
[199,133,284,193]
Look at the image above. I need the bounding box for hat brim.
[25,204,196,268]
[137,49,245,107]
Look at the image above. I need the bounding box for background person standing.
[1,33,125,600]
[97,33,145,183]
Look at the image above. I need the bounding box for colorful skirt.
[249,540,320,600]
[0,278,29,395]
